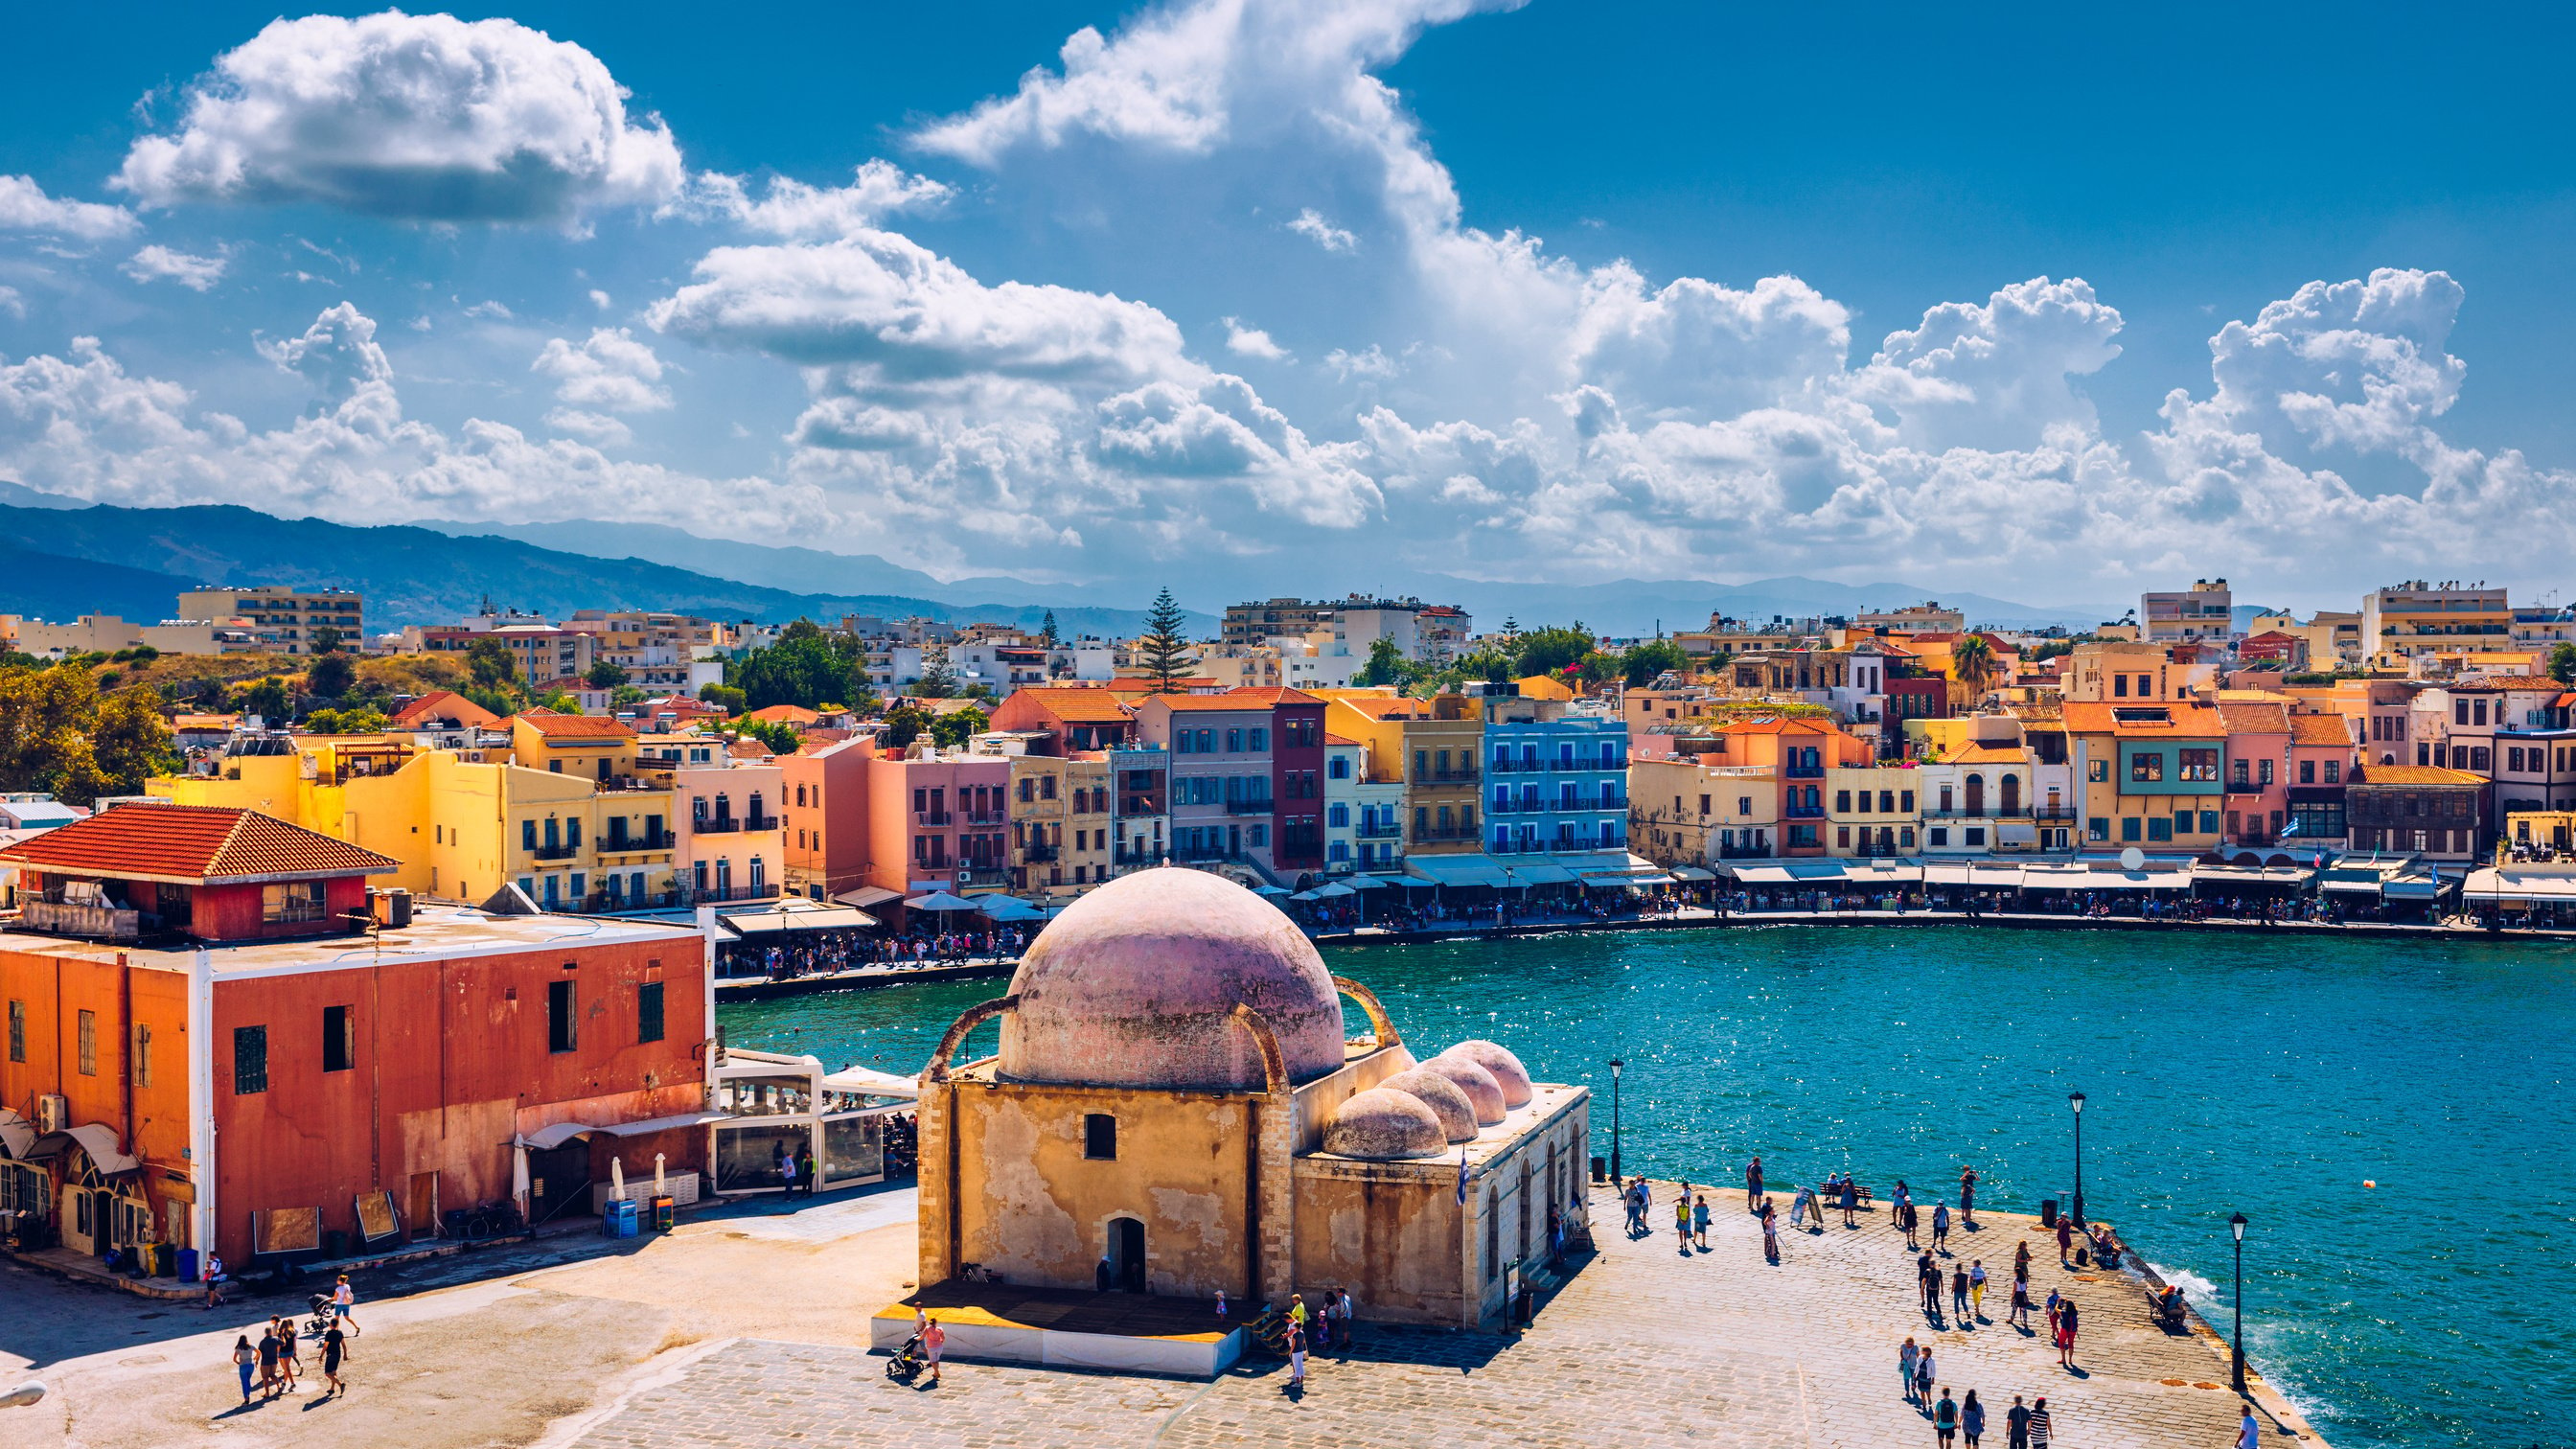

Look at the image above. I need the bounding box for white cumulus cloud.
[1288,208,1356,253]
[1223,317,1286,359]
[0,174,138,240]
[120,244,230,291]
[674,160,950,240]
[114,12,684,223]
[533,327,671,446]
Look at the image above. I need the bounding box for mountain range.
[0,487,2116,637]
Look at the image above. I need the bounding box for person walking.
[1898,1337,1920,1404]
[1968,1259,1988,1320]
[1693,1192,1712,1250]
[2057,1297,2080,1368]
[1675,1188,1693,1253]
[1935,1386,1961,1446]
[2006,1393,2031,1449]
[1918,1251,1940,1315]
[231,1335,258,1405]
[320,1320,348,1394]
[256,1322,283,1401]
[777,1146,798,1198]
[921,1314,946,1388]
[2056,1214,2074,1268]
[2027,1396,2054,1448]
[797,1143,817,1197]
[1745,1155,1765,1212]
[1933,1202,1951,1253]
[2011,1273,2034,1329]
[332,1274,360,1340]
[202,1253,227,1310]
[2237,1408,2261,1449]
[1892,1181,1911,1233]
[1962,1389,1987,1447]
[276,1317,302,1393]
[1335,1287,1357,1352]
[1841,1176,1859,1229]
[1950,1262,1970,1322]
[1903,1197,1921,1251]
[1914,1345,1936,1405]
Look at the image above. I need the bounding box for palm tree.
[1948,633,1997,706]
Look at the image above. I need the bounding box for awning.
[1669,866,1717,882]
[2018,865,2187,890]
[1342,874,1396,890]
[817,1065,921,1098]
[1921,862,1972,886]
[834,886,903,908]
[0,1109,33,1160]
[2383,875,2449,900]
[973,896,1049,921]
[906,890,981,912]
[1506,862,1578,886]
[1840,861,1924,884]
[2465,867,2576,901]
[724,905,879,934]
[519,1120,600,1151]
[1406,855,1511,888]
[2194,865,2315,886]
[2318,878,2385,894]
[21,1122,138,1175]
[1251,884,1296,897]
[1725,864,1801,884]
[603,1111,731,1137]
[1995,821,2038,846]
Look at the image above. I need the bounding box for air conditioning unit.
[36,1094,68,1134]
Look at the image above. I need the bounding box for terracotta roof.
[2288,714,2357,747]
[1322,733,1362,747]
[727,736,773,758]
[1223,686,1323,705]
[1019,689,1135,724]
[2353,765,2485,787]
[2217,702,2291,736]
[2061,702,2225,735]
[0,804,397,885]
[1146,694,1280,712]
[513,709,634,739]
[2447,675,2560,690]
[746,704,818,724]
[1939,743,2028,765]
[390,690,500,728]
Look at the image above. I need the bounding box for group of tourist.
[227,1276,359,1405]
[724,926,1032,981]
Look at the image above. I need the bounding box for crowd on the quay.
[1722,886,2380,925]
[721,926,1032,980]
[1603,1162,2256,1449]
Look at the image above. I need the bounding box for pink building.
[782,739,870,903]
[2219,702,2292,855]
[862,743,1012,895]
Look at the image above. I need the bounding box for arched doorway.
[1964,773,1985,817]
[1999,774,2020,816]
[1108,1216,1146,1292]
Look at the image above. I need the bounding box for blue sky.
[2,1,2570,610]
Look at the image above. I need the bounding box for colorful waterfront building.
[858,741,1012,895]
[1628,753,1779,865]
[2345,764,2490,861]
[2218,702,2293,855]
[2063,701,2227,856]
[1318,692,1487,860]
[780,737,870,903]
[1694,716,1873,858]
[1480,695,1628,856]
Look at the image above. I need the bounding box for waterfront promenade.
[564,1183,2317,1449]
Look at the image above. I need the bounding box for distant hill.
[0,502,1203,636]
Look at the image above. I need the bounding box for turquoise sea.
[718,925,2576,1449]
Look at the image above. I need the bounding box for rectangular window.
[261,882,326,924]
[2300,759,2316,784]
[547,979,578,1053]
[2129,752,2163,783]
[1929,827,1948,846]
[2175,748,2217,782]
[2325,760,2341,784]
[638,981,666,1044]
[2201,811,2220,835]
[76,1009,95,1076]
[2259,758,2275,786]
[2113,674,2128,698]
[2087,759,2108,782]
[1834,790,1852,812]
[522,818,538,851]
[323,1004,354,1072]
[132,1024,150,1088]
[6,1000,20,1063]
[2088,816,2110,841]
[234,1025,268,1095]
[2147,816,2174,841]
[1250,727,1269,751]
[2120,816,2142,841]
[1084,1113,1117,1161]
[1226,728,1243,752]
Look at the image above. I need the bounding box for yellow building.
[1825,765,1921,857]
[1628,754,1779,864]
[2062,702,2226,856]
[1315,691,1484,855]
[1010,753,1115,893]
[1513,674,1576,702]
[150,733,678,910]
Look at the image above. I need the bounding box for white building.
[2141,579,2233,643]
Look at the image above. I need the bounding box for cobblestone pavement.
[570,1184,2303,1449]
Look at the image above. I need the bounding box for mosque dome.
[1321,1088,1449,1161]
[998,866,1346,1091]
[1376,1067,1480,1143]
[1438,1041,1533,1110]
[1419,1054,1507,1125]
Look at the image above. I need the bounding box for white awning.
[0,1109,34,1160]
[834,886,903,908]
[1726,863,1799,884]
[1669,866,1717,882]
[1506,862,1578,886]
[604,1111,731,1137]
[1342,874,1396,890]
[2194,865,2315,886]
[2383,874,2449,899]
[1406,855,1511,888]
[519,1120,599,1150]
[2318,879,2385,894]
[1840,861,1924,884]
[2464,867,2576,901]
[817,1065,922,1098]
[724,905,879,934]
[1995,821,2038,846]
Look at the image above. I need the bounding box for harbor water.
[718,923,2576,1449]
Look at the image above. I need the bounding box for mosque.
[899,866,1590,1363]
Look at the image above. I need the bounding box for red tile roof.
[1223,686,1323,705]
[2062,702,2225,735]
[513,709,635,739]
[0,804,397,884]
[1017,689,1136,724]
[2216,702,2291,736]
[2288,714,2357,747]
[746,705,819,725]
[390,690,501,729]
[2352,765,2485,787]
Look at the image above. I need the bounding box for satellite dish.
[2119,847,2146,872]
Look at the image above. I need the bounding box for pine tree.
[1138,587,1191,693]
[1041,610,1060,647]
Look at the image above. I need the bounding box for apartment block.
[175,586,365,655]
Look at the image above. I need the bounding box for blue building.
[1483,700,1628,855]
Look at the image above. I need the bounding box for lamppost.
[2067,1091,2086,1228]
[2230,1212,2249,1393]
[1608,1059,1625,1183]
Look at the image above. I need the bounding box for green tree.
[699,682,748,714]
[1040,610,1060,646]
[912,657,959,699]
[87,684,177,795]
[1447,647,1515,687]
[305,651,356,702]
[309,626,343,655]
[730,624,862,710]
[586,660,631,689]
[610,683,647,706]
[879,702,934,750]
[2549,642,2576,685]
[466,636,518,689]
[929,703,990,751]
[460,683,520,719]
[1949,634,1998,703]
[738,719,801,754]
[1621,638,1690,688]
[1511,624,1596,679]
[304,706,391,735]
[0,668,175,805]
[1137,586,1192,692]
[1355,637,1410,688]
[232,676,293,722]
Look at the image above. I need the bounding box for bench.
[2142,1280,2189,1332]
[1806,1182,1873,1208]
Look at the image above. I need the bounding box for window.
[1835,825,1851,848]
[2087,759,2108,782]
[1328,803,1349,827]
[1085,1113,1117,1160]
[2120,816,2142,841]
[1249,727,1269,751]
[323,1004,354,1072]
[77,1009,95,1076]
[2325,760,2341,784]
[2300,759,2316,784]
[522,819,539,850]
[2147,816,2174,841]
[547,979,578,1053]
[1737,795,1753,816]
[2113,674,2128,698]
[638,982,666,1044]
[2088,816,2110,841]
[1329,755,1350,779]
[1226,728,1243,752]
[2129,752,2163,784]
[2258,758,2275,786]
[262,882,326,924]
[1835,790,1852,812]
[1929,826,1949,846]
[1963,827,1983,846]
[234,1025,268,1094]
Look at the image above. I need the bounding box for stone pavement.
[567,1181,2317,1448]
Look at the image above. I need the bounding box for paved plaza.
[568,1183,2314,1449]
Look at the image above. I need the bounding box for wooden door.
[407,1172,440,1239]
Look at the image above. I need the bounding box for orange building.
[0,805,710,1274]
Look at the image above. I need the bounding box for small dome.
[998,867,1346,1091]
[1439,1041,1533,1110]
[1322,1088,1448,1161]
[1376,1067,1479,1142]
[1420,1054,1507,1125]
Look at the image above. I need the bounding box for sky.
[3,1,2573,612]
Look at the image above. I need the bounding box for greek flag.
[1456,1145,1468,1205]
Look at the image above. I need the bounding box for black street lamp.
[1608,1059,1624,1183]
[2230,1212,2249,1394]
[2068,1091,2087,1228]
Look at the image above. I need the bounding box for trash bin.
[2039,1198,2058,1228]
[649,1194,676,1233]
[602,1199,638,1239]
[322,1229,351,1260]
[1590,1155,1607,1184]
[176,1247,200,1284]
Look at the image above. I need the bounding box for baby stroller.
[301,1293,337,1342]
[885,1331,928,1382]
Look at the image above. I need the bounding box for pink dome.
[1420,1054,1506,1125]
[998,867,1346,1091]
[1377,1067,1479,1142]
[1322,1088,1447,1161]
[1439,1041,1533,1110]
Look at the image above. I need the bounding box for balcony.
[1423,768,1481,784]
[595,774,661,794]
[1784,762,1826,779]
[532,842,579,862]
[2031,806,2078,822]
[1413,824,1482,841]
[678,884,779,906]
[1355,821,1404,840]
[1113,845,1164,865]
[693,815,745,834]
[1119,795,1165,816]
[1488,757,1539,773]
[1715,843,1772,861]
[1021,842,1060,862]
[918,811,954,825]
[20,899,140,940]
[600,830,673,853]
[963,811,1007,825]
[2225,780,2268,795]
[1169,843,1241,862]
[1225,798,1277,815]
[1783,801,1826,819]
[953,867,1010,887]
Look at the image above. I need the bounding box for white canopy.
[523,1111,729,1150]
[0,1108,30,1160]
[723,904,879,934]
[1406,855,1512,888]
[1342,874,1396,890]
[834,886,903,908]
[818,1065,922,1098]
